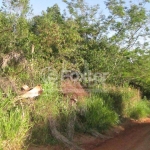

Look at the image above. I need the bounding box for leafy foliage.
[0,0,150,148]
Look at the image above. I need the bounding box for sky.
[29,0,106,16]
[0,0,149,17]
[0,0,107,16]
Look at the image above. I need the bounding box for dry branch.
[48,116,83,150]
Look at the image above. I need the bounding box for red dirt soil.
[28,118,150,150]
[61,79,88,99]
[91,118,150,150]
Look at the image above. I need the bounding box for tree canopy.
[0,0,150,97]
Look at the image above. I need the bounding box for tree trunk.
[67,111,76,141]
[48,116,83,150]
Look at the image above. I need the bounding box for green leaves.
[0,0,150,96]
[128,5,147,24]
[105,0,125,17]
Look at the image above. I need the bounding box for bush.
[97,85,141,118]
[84,95,119,131]
[128,100,150,119]
[99,85,150,120]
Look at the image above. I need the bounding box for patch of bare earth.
[87,118,150,150]
[28,118,150,150]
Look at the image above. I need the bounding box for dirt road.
[84,118,150,150]
[28,118,150,150]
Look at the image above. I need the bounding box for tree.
[0,0,32,54]
[30,4,83,70]
[1,0,31,17]
[63,0,150,88]
[105,0,150,50]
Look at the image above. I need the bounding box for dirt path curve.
[84,118,150,150]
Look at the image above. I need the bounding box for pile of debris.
[61,79,88,105]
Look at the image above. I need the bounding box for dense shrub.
[84,95,119,131]
[128,100,150,119]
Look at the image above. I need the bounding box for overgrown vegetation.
[1,81,150,149]
[0,0,150,149]
[84,95,119,131]
[0,92,31,149]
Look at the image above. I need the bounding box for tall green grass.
[96,85,141,117]
[0,91,31,150]
[128,100,150,119]
[29,80,68,145]
[95,85,150,120]
[83,95,119,131]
